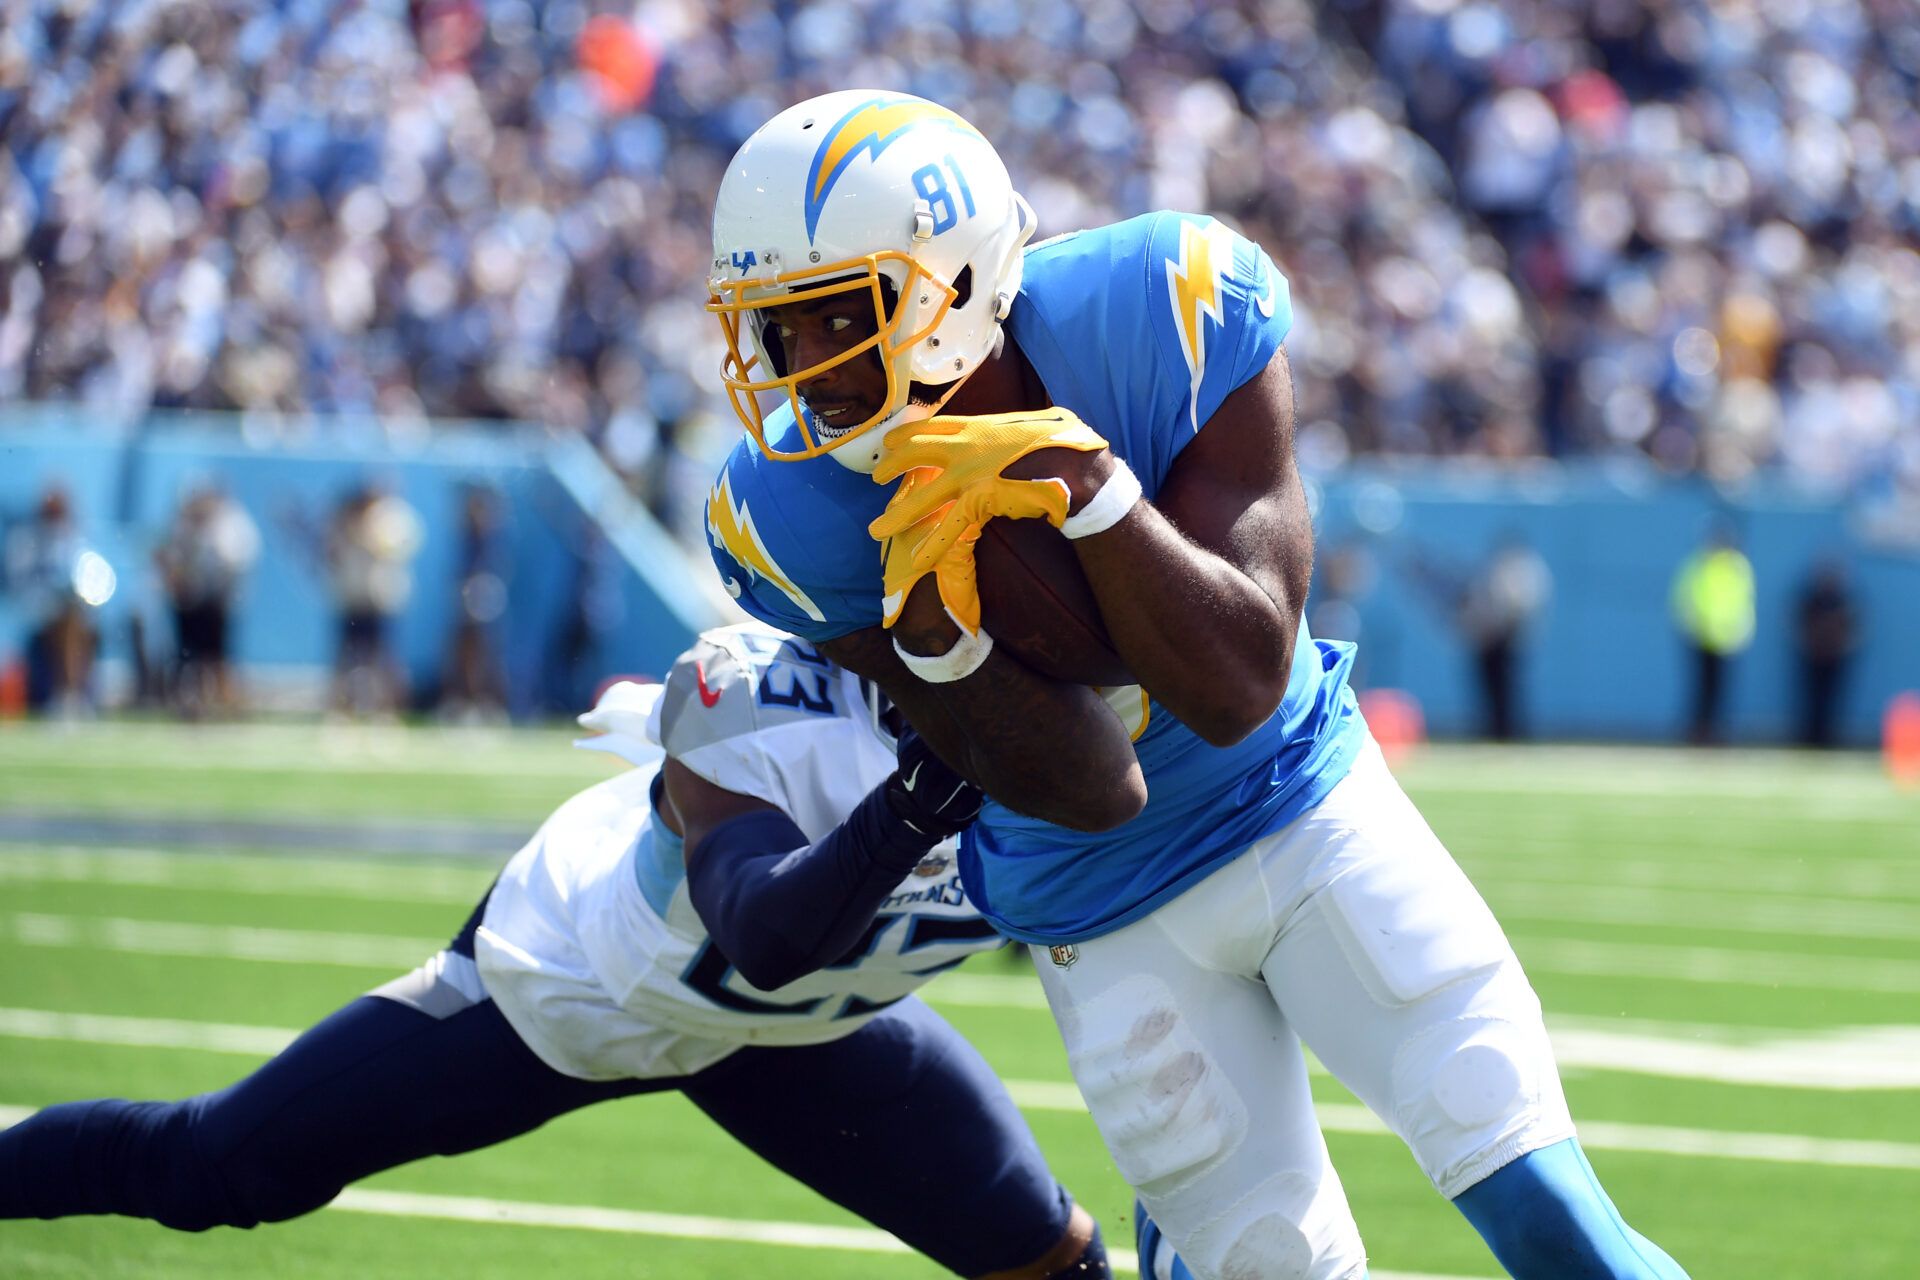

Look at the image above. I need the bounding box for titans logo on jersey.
[706,213,1365,946]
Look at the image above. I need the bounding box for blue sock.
[1453,1138,1689,1279]
[1134,1200,1196,1280]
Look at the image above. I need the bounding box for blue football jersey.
[707,211,1367,944]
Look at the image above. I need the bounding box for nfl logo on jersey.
[1047,944,1078,969]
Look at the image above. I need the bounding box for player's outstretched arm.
[821,624,1149,832]
[1038,347,1308,745]
[669,730,987,990]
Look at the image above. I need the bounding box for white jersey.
[474,622,1004,1082]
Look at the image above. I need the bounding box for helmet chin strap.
[825,359,981,474]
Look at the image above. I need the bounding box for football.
[975,517,1135,687]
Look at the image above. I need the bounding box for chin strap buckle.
[911,200,936,243]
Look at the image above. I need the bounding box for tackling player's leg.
[978,1203,1108,1280]
[682,995,1112,1278]
[0,902,1114,1278]
[0,898,654,1229]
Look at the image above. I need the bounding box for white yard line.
[3,912,435,969]
[0,1007,295,1056]
[336,1187,916,1256]
[1543,1020,1920,1090]
[0,723,608,778]
[1485,882,1920,941]
[1455,851,1920,903]
[0,848,487,903]
[12,911,1920,1070]
[6,1006,1920,1164]
[28,837,1920,920]
[1507,935,1920,996]
[998,1084,1920,1172]
[0,1109,1492,1280]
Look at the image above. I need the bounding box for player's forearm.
[1074,501,1296,746]
[926,651,1147,830]
[822,628,1146,831]
[686,793,932,992]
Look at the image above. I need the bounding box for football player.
[0,622,1117,1280]
[702,91,1692,1280]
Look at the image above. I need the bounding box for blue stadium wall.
[0,409,730,717]
[1310,465,1919,746]
[3,409,1914,741]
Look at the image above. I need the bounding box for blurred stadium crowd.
[4,0,1919,546]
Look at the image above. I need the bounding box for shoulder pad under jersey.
[659,622,849,763]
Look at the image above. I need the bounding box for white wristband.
[893,627,994,684]
[1060,459,1143,540]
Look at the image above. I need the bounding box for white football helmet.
[707,90,1035,472]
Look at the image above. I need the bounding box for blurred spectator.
[438,484,508,723]
[1,0,1917,576]
[154,482,261,717]
[1412,533,1554,741]
[1461,535,1552,740]
[1670,521,1755,745]
[325,482,423,717]
[1793,558,1860,748]
[547,524,623,715]
[1369,0,1920,501]
[1408,533,1551,738]
[1,0,1911,549]
[3,487,114,717]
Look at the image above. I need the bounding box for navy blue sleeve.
[685,790,935,992]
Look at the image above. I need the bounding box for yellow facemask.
[707,252,958,462]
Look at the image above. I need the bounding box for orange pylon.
[1358,688,1426,765]
[1885,692,1920,788]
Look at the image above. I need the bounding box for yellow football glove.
[870,410,1110,633]
[879,501,984,632]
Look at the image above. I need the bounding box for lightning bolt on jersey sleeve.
[1153,213,1293,435]
[706,454,888,644]
[1007,211,1292,492]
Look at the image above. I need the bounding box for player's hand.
[869,409,1110,633]
[881,511,980,637]
[884,728,985,840]
[871,409,1111,537]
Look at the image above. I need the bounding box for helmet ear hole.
[951,266,973,311]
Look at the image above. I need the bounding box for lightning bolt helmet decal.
[804,96,984,244]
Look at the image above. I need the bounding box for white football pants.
[1031,738,1574,1280]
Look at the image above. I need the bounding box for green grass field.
[1,722,1916,1278]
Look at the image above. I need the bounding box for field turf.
[1,722,1916,1278]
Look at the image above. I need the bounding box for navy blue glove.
[885,728,985,840]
